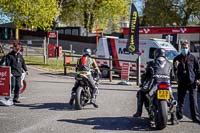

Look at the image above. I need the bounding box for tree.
[141,0,200,26]
[0,0,59,30]
[172,0,200,25]
[141,0,182,26]
[60,0,131,32]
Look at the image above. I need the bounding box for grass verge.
[24,56,76,72]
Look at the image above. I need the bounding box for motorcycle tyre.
[75,87,86,110]
[19,80,27,94]
[155,100,168,130]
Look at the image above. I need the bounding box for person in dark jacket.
[6,42,28,103]
[173,41,200,123]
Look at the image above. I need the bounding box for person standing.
[6,41,28,103]
[173,41,200,123]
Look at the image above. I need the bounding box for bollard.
[70,44,73,61]
[63,53,67,75]
[109,56,112,82]
[137,54,141,86]
[43,37,47,64]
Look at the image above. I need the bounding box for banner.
[123,27,200,34]
[126,3,139,53]
[0,67,11,97]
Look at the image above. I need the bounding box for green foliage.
[60,0,131,32]
[0,0,60,30]
[142,0,182,26]
[141,0,200,26]
[173,0,200,25]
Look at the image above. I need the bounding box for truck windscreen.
[166,50,179,60]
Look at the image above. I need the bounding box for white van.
[96,37,179,78]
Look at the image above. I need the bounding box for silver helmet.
[83,48,92,56]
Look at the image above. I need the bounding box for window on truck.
[165,50,178,60]
[149,48,178,61]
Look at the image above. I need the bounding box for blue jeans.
[11,76,22,100]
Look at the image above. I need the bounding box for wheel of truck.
[101,67,109,78]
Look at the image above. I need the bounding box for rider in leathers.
[133,48,178,124]
[69,48,101,108]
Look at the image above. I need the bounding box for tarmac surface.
[0,66,200,133]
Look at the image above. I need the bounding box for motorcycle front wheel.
[75,87,87,110]
[155,100,168,130]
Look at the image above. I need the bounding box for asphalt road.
[0,66,200,133]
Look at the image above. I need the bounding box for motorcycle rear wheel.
[155,100,168,130]
[75,87,87,110]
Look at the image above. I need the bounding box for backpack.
[76,56,92,71]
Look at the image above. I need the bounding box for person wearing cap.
[173,41,200,124]
[6,41,28,103]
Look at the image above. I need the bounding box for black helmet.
[83,48,92,56]
[154,48,166,58]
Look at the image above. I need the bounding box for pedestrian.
[6,41,28,103]
[173,41,200,123]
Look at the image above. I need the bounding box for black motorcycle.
[74,70,99,110]
[146,80,177,130]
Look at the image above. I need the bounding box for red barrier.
[121,62,130,81]
[0,67,11,97]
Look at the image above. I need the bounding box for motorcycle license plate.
[157,90,170,100]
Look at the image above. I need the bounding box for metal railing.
[63,53,142,85]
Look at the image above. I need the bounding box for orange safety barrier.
[65,56,71,64]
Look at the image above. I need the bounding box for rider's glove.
[197,79,200,85]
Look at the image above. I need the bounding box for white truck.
[96,37,179,78]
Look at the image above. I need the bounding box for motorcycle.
[146,79,177,130]
[74,70,99,110]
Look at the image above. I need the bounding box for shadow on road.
[99,87,138,92]
[30,80,73,84]
[40,72,76,77]
[15,102,73,111]
[57,116,155,131]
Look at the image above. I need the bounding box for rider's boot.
[171,112,179,125]
[69,92,76,106]
[133,91,143,117]
[169,94,179,125]
[91,97,98,108]
[91,87,99,108]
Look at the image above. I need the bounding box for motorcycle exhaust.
[169,100,177,113]
[171,100,177,106]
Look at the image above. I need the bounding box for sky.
[133,0,143,16]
